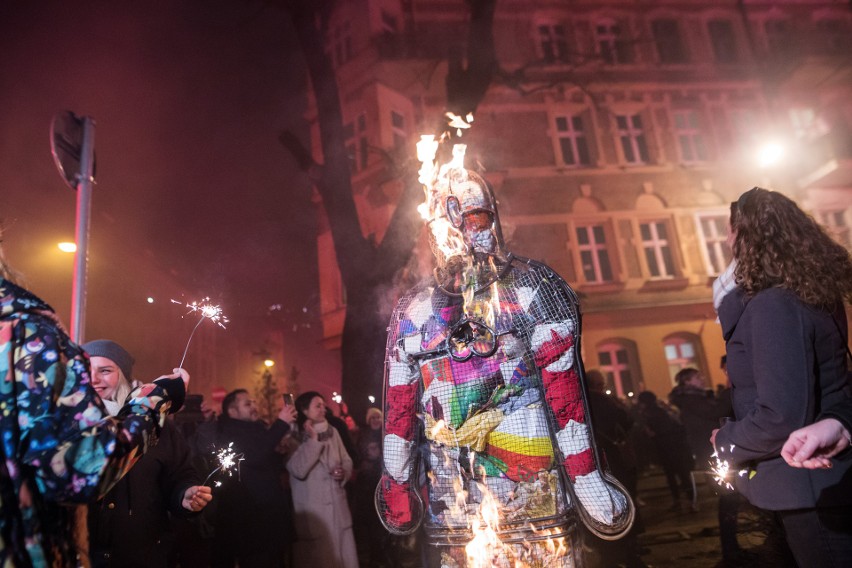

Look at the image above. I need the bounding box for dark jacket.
[715,287,852,510]
[209,417,292,565]
[587,390,636,481]
[668,383,728,465]
[88,420,199,567]
[822,399,852,433]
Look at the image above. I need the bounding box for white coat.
[287,422,359,568]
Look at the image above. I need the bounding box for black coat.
[668,384,728,465]
[715,287,852,510]
[208,417,292,565]
[88,420,199,568]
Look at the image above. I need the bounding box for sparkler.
[203,442,244,487]
[172,297,229,368]
[710,444,748,491]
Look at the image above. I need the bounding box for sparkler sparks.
[172,297,229,368]
[203,442,244,487]
[710,445,748,491]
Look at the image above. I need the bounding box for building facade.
[310,0,852,399]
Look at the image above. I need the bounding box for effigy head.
[416,139,506,271]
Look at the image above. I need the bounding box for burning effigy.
[376,133,634,567]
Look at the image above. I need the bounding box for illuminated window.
[576,224,613,283]
[674,111,708,163]
[598,340,639,398]
[663,334,705,383]
[696,213,733,275]
[616,114,649,164]
[538,24,568,63]
[639,220,675,278]
[816,209,850,247]
[555,115,591,166]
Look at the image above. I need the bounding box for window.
[639,220,676,278]
[707,20,737,63]
[652,19,687,63]
[616,114,650,164]
[390,111,406,150]
[816,209,850,247]
[539,24,568,62]
[673,111,708,163]
[595,20,632,64]
[343,113,369,172]
[816,19,846,55]
[555,115,591,166]
[663,334,705,383]
[790,108,820,140]
[598,341,638,398]
[764,19,793,58]
[696,213,733,275]
[576,224,613,283]
[329,20,353,67]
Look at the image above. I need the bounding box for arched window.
[597,339,641,398]
[663,333,706,383]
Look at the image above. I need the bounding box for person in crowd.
[636,391,695,512]
[586,370,647,568]
[287,392,358,568]
[668,367,728,468]
[210,389,297,568]
[354,408,385,567]
[0,241,188,566]
[782,400,852,469]
[82,339,211,567]
[712,187,852,567]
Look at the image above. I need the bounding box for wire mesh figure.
[376,148,634,567]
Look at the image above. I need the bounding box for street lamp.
[57,242,77,253]
[264,359,275,368]
[756,142,785,169]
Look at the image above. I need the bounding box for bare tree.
[271,0,496,423]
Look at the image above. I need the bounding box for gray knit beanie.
[82,339,135,379]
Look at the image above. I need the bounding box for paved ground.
[635,468,787,568]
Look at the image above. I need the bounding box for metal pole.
[70,117,95,344]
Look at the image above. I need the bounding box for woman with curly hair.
[712,187,852,567]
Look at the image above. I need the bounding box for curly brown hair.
[731,187,852,308]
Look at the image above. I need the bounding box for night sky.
[0,1,338,392]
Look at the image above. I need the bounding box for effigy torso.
[381,257,628,566]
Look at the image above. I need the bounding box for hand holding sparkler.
[181,485,213,512]
[154,367,190,392]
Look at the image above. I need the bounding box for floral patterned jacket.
[0,279,183,567]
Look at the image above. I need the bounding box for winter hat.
[366,407,383,422]
[83,339,135,379]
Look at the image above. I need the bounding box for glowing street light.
[58,242,77,253]
[757,142,785,168]
[264,359,275,368]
